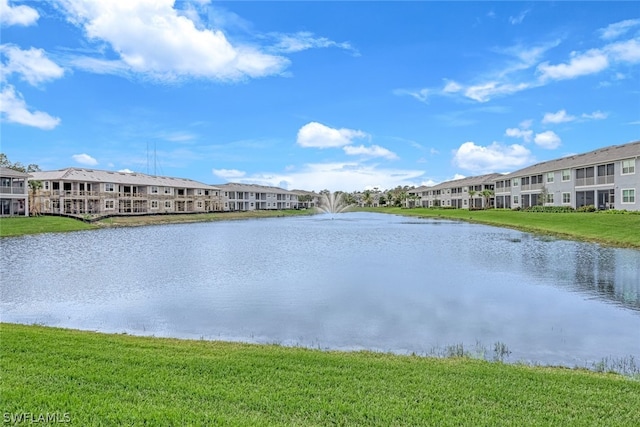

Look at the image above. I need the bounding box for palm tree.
[468,189,477,209]
[362,190,373,207]
[28,179,42,216]
[480,189,494,209]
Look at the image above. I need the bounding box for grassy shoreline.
[0,209,314,238]
[2,208,639,249]
[358,207,640,249]
[2,323,639,426]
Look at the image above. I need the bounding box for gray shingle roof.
[29,168,220,190]
[503,140,640,178]
[0,167,30,178]
[215,182,296,194]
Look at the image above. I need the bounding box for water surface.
[2,212,638,368]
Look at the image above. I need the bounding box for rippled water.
[2,212,639,367]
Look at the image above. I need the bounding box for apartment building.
[29,168,223,217]
[0,167,29,216]
[216,183,299,211]
[415,173,502,209]
[495,141,639,211]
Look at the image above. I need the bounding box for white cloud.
[534,131,561,149]
[542,109,576,124]
[509,9,530,25]
[296,122,368,149]
[0,85,61,130]
[464,81,530,103]
[223,162,425,193]
[269,31,358,55]
[72,153,98,166]
[442,80,462,93]
[393,88,430,103]
[538,49,609,81]
[599,19,640,40]
[118,168,135,173]
[606,38,640,63]
[57,0,289,82]
[452,141,533,173]
[1,45,65,86]
[343,144,398,160]
[212,168,246,179]
[0,0,39,26]
[582,111,608,120]
[505,127,533,142]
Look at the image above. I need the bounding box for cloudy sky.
[1,1,639,191]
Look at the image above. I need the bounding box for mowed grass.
[0,210,313,237]
[361,207,640,248]
[0,215,95,237]
[2,324,639,426]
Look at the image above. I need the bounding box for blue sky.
[1,1,639,192]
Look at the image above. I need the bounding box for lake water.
[1,212,639,368]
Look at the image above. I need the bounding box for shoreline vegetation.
[2,323,639,426]
[1,207,639,249]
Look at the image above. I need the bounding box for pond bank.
[2,323,639,426]
[0,209,315,237]
[359,207,640,249]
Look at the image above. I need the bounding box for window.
[197,201,203,208]
[151,186,158,194]
[562,193,571,204]
[622,159,635,174]
[546,172,554,183]
[151,201,158,208]
[105,183,115,192]
[562,170,570,181]
[622,189,635,203]
[546,193,554,204]
[164,187,171,194]
[44,181,49,190]
[105,200,115,209]
[165,201,171,208]
[512,178,519,187]
[513,195,519,204]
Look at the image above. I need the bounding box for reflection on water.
[1,212,639,368]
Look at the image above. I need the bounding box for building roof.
[0,166,31,178]
[429,173,503,191]
[503,140,640,178]
[29,168,219,190]
[215,182,297,194]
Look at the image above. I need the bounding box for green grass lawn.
[0,215,96,237]
[2,324,639,426]
[0,210,313,237]
[360,207,640,248]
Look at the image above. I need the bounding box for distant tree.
[0,153,40,173]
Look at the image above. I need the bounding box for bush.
[524,206,575,213]
[577,204,596,212]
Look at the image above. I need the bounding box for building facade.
[29,168,223,217]
[413,174,501,209]
[0,167,29,216]
[495,141,639,211]
[216,183,299,211]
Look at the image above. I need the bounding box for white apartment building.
[495,141,639,211]
[217,183,299,211]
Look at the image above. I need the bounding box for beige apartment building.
[29,168,223,218]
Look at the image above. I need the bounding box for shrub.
[524,206,575,213]
[577,205,596,212]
